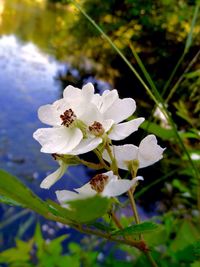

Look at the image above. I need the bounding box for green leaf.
[90,221,115,232]
[175,241,200,263]
[140,120,175,140]
[0,239,33,264]
[0,169,50,217]
[185,70,200,79]
[112,221,159,236]
[48,195,111,223]
[170,220,200,252]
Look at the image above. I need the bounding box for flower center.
[89,174,109,193]
[60,109,77,127]
[89,121,104,136]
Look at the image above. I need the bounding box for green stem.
[145,252,158,267]
[105,142,118,175]
[127,190,140,225]
[110,210,123,229]
[79,159,104,170]
[45,205,147,251]
[94,149,110,170]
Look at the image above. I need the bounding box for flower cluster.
[33,83,165,204]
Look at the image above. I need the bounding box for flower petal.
[109,118,145,140]
[138,135,165,168]
[79,104,103,125]
[82,83,95,101]
[101,119,114,132]
[102,176,143,197]
[63,85,81,99]
[56,190,84,205]
[38,104,61,126]
[33,127,83,154]
[103,98,136,123]
[74,183,96,196]
[103,145,139,170]
[99,90,119,113]
[40,161,67,189]
[69,137,102,155]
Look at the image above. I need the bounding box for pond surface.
[0,0,95,249]
[0,33,92,247]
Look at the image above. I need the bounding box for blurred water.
[0,34,91,249]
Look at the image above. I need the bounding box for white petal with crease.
[109,118,145,140]
[63,85,81,99]
[40,161,67,189]
[104,98,136,123]
[33,127,83,154]
[68,137,102,155]
[103,176,143,197]
[103,145,138,170]
[82,83,95,101]
[75,183,96,196]
[38,104,61,126]
[56,190,84,204]
[99,90,119,113]
[138,135,165,168]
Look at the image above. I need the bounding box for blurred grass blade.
[163,3,199,96]
[129,43,158,96]
[17,214,35,239]
[184,4,199,53]
[0,210,30,230]
[166,49,200,103]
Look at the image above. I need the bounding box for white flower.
[56,171,143,204]
[40,160,68,189]
[103,135,165,170]
[91,86,145,140]
[33,84,113,155]
[63,83,145,141]
[33,82,145,156]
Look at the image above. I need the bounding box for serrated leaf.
[0,169,50,217]
[48,195,111,223]
[112,221,159,236]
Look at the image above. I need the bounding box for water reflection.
[0,34,90,248]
